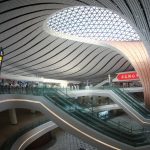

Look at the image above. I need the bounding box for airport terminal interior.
[1,0,150,150]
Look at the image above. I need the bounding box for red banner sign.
[117,72,139,81]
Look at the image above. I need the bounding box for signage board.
[116,71,139,81]
[0,47,4,72]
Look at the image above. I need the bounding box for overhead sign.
[0,47,4,72]
[117,71,139,81]
[0,47,4,63]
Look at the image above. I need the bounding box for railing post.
[91,97,94,116]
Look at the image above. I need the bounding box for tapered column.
[9,109,18,125]
[108,41,150,109]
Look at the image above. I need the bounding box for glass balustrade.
[0,86,150,147]
[0,118,50,150]
[108,87,150,118]
[45,91,149,147]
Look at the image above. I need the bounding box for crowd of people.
[0,79,60,94]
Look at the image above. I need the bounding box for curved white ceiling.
[1,0,149,81]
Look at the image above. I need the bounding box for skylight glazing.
[47,6,140,41]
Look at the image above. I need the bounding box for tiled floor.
[47,128,98,150]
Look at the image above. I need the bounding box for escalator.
[45,90,149,147]
[53,87,150,121]
[68,87,150,125]
[109,87,150,119]
[0,88,150,150]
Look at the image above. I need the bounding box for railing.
[109,87,150,118]
[44,92,150,146]
[0,118,50,150]
[86,85,150,119]
[0,86,147,132]
[49,89,144,133]
[0,86,150,146]
[127,93,144,103]
[60,86,150,117]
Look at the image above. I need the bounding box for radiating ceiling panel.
[1,0,149,82]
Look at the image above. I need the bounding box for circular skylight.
[46,6,140,41]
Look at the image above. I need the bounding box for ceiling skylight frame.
[45,6,140,42]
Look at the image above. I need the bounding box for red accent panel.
[117,72,139,81]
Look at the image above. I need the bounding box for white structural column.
[9,109,18,125]
[107,41,150,109]
[108,74,112,86]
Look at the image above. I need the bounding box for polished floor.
[47,128,98,150]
